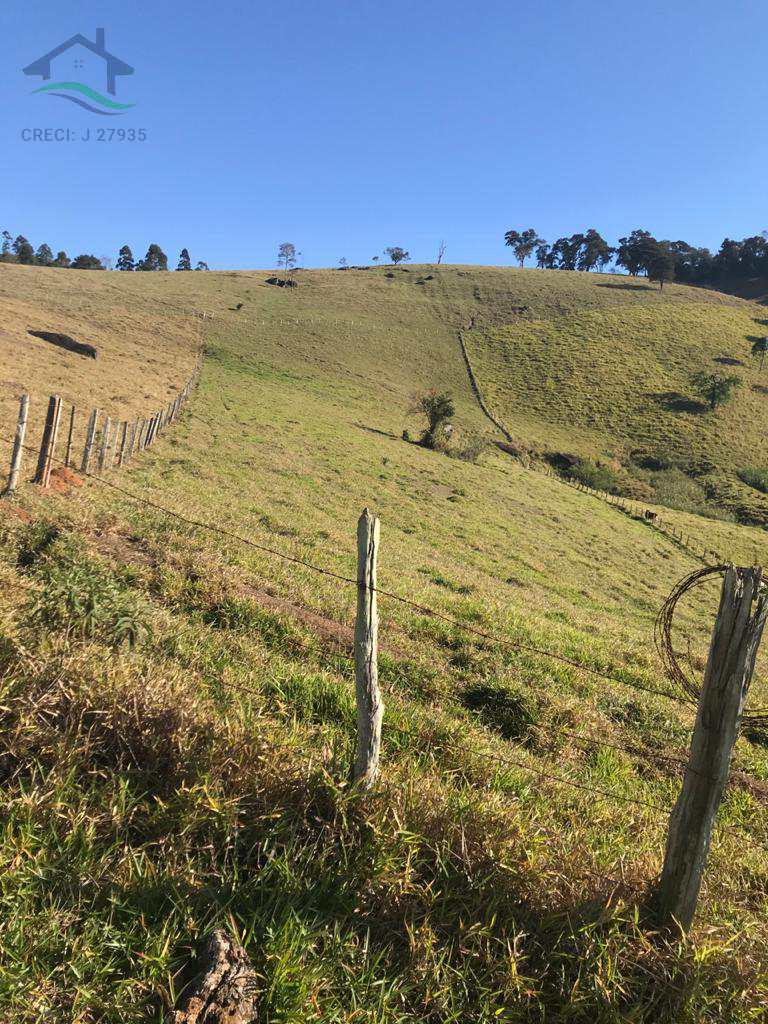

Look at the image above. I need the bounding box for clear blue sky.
[1,0,766,270]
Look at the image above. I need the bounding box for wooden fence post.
[353,508,383,788]
[117,421,128,467]
[4,394,29,497]
[82,409,99,474]
[34,395,62,486]
[65,406,76,468]
[128,418,138,459]
[98,417,112,473]
[656,565,767,933]
[41,396,62,488]
[107,419,119,470]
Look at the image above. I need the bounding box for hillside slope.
[0,263,201,445]
[2,265,768,1022]
[457,269,768,522]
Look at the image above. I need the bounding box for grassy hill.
[0,263,200,445]
[457,269,768,523]
[2,264,768,1021]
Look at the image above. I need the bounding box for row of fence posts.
[4,391,763,933]
[3,359,200,498]
[550,469,743,567]
[351,508,765,934]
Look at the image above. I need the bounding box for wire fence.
[3,372,767,927]
[2,346,203,497]
[3,424,767,807]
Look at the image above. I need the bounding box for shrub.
[630,450,676,472]
[649,467,709,513]
[566,458,619,493]
[411,390,455,449]
[738,467,768,495]
[452,432,491,464]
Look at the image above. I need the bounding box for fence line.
[3,420,766,925]
[0,425,696,711]
[2,347,203,497]
[457,326,763,570]
[546,468,756,570]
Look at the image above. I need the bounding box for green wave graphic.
[32,81,135,110]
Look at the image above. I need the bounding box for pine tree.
[116,245,135,271]
[53,251,70,268]
[194,261,209,271]
[136,243,168,272]
[12,235,35,265]
[1,231,13,262]
[177,248,192,271]
[35,243,54,267]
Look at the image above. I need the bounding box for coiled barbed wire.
[655,564,768,727]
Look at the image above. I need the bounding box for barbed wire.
[2,427,696,710]
[655,564,768,727]
[5,430,766,853]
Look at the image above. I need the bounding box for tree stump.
[166,929,259,1024]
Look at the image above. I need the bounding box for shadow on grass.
[28,329,97,359]
[595,282,656,292]
[648,391,708,414]
[714,355,743,366]
[354,422,398,439]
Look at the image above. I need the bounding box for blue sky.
[0,0,766,270]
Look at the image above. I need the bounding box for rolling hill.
[2,262,768,1022]
[0,263,201,446]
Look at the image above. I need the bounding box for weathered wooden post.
[127,419,137,461]
[353,508,383,788]
[107,419,119,470]
[41,396,63,488]
[4,394,29,497]
[656,565,767,933]
[81,409,99,474]
[117,421,128,467]
[98,417,112,473]
[65,406,76,468]
[34,395,62,486]
[148,412,158,446]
